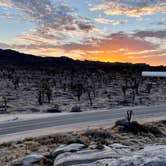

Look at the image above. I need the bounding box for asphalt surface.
[0,104,165,137]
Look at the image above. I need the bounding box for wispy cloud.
[60,32,158,53]
[0,0,95,46]
[0,0,76,31]
[91,0,166,17]
[95,17,127,25]
[134,29,166,39]
[0,42,11,49]
[0,30,165,65]
[0,0,165,65]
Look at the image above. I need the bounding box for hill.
[0,49,74,65]
[0,49,165,71]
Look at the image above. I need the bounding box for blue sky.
[0,0,166,65]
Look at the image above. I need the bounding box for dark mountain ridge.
[0,49,165,71]
[0,49,74,64]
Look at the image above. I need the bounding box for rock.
[11,144,166,166]
[109,143,129,149]
[11,154,53,166]
[143,161,166,166]
[109,143,131,153]
[54,144,131,166]
[73,145,166,166]
[52,143,86,158]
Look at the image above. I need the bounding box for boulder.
[72,145,166,166]
[143,161,166,166]
[11,154,52,166]
[52,143,86,158]
[54,144,131,166]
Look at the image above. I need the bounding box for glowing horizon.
[0,0,166,66]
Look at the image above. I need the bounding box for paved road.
[0,104,165,137]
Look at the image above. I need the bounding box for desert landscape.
[0,52,165,115]
[0,50,165,165]
[0,0,166,165]
[1,119,166,165]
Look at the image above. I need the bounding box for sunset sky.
[0,0,166,66]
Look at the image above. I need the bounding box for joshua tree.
[62,83,67,92]
[126,110,133,124]
[37,89,43,105]
[146,83,152,93]
[131,90,136,103]
[46,86,52,103]
[37,78,53,104]
[3,96,7,112]
[121,85,127,98]
[71,83,84,101]
[13,76,20,90]
[86,87,93,106]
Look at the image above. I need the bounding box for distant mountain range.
[0,49,165,70]
[0,49,74,65]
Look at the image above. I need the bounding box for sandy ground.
[0,68,165,114]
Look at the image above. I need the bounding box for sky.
[0,0,166,66]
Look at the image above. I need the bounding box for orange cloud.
[1,31,165,66]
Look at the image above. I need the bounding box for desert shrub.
[47,135,65,144]
[70,106,82,112]
[0,142,12,148]
[36,134,90,146]
[96,141,104,150]
[85,129,112,140]
[47,104,62,113]
[146,125,163,136]
[161,120,166,125]
[120,121,163,136]
[46,108,61,113]
[114,119,129,128]
[24,137,34,142]
[37,137,56,145]
[124,121,147,134]
[30,108,40,112]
